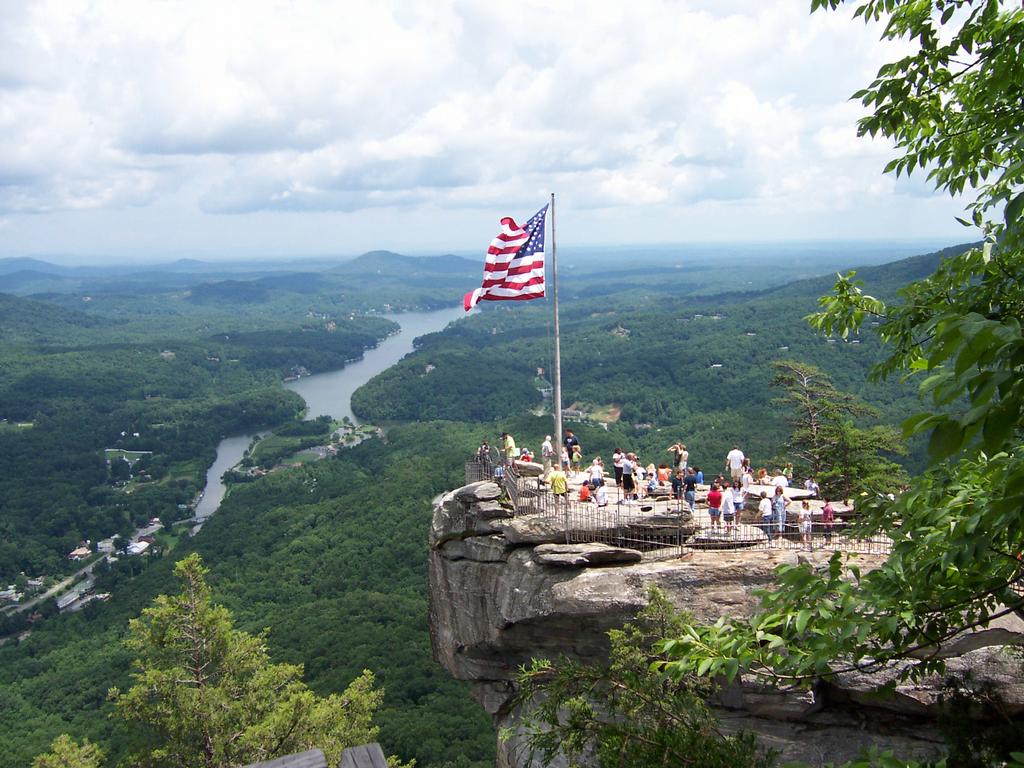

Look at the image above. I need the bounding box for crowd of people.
[479,432,840,544]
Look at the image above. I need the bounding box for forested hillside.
[0,290,396,580]
[0,423,494,768]
[355,244,972,472]
[0,244,966,768]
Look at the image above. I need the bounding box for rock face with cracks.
[428,481,1024,767]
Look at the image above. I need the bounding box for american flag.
[464,204,548,311]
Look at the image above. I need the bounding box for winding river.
[192,306,466,522]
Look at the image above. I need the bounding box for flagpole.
[550,192,563,464]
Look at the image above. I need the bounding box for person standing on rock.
[620,452,637,503]
[571,443,583,475]
[707,483,723,530]
[589,457,605,488]
[549,466,568,505]
[612,448,625,488]
[720,484,736,535]
[758,491,773,539]
[541,435,555,473]
[821,498,835,545]
[683,468,698,513]
[725,444,745,483]
[476,440,491,465]
[798,500,813,549]
[564,430,581,466]
[772,485,789,542]
[730,479,747,517]
[502,432,517,466]
[667,442,688,472]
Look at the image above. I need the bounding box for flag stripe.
[481,274,545,289]
[464,204,548,311]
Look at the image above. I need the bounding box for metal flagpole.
[550,192,563,464]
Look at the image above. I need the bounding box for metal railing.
[463,455,893,559]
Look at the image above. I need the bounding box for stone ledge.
[533,542,644,568]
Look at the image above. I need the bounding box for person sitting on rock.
[595,482,609,507]
[579,482,591,503]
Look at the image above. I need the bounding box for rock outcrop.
[429,481,1024,767]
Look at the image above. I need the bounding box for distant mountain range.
[0,251,479,297]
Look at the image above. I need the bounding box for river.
[192,305,466,523]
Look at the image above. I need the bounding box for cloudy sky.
[0,0,968,263]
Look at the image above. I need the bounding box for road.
[4,521,163,615]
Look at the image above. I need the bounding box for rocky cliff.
[429,481,1024,767]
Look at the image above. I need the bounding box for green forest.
[0,295,396,581]
[0,241,997,768]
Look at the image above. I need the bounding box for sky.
[0,0,971,263]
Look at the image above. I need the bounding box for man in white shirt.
[725,445,745,482]
[541,436,555,473]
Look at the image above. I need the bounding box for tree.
[110,554,392,768]
[655,1,1024,764]
[772,361,906,500]
[31,735,103,768]
[643,1,1024,765]
[511,588,774,768]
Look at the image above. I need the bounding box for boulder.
[496,515,567,546]
[440,536,511,563]
[470,500,514,520]
[455,481,503,503]
[533,542,644,568]
[431,489,504,547]
[513,460,545,477]
[428,481,1024,768]
[688,524,769,549]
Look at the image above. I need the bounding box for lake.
[192,305,467,522]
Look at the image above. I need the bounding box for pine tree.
[31,735,103,768]
[110,553,389,768]
[772,360,906,500]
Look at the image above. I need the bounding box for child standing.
[721,485,736,535]
[799,500,813,548]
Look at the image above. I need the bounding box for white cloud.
[0,0,968,257]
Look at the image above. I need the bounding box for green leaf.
[1005,191,1024,227]
[928,419,963,459]
[794,609,812,634]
